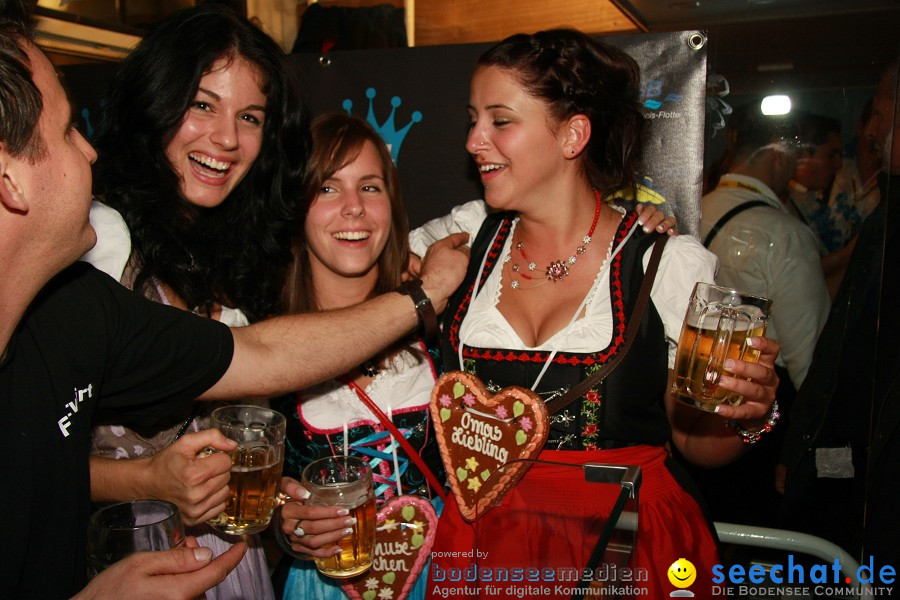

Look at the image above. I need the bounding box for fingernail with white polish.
[336,508,349,517]
[194,548,213,563]
[344,517,357,526]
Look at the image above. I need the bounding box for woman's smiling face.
[466,65,570,212]
[305,140,393,283]
[164,55,266,208]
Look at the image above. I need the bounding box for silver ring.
[293,525,305,537]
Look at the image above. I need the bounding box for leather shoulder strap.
[702,200,770,247]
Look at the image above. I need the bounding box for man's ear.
[563,114,591,158]
[0,147,29,214]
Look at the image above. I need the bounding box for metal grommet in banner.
[318,55,332,67]
[688,32,706,50]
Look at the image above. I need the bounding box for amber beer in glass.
[302,455,377,578]
[209,405,285,535]
[673,283,772,411]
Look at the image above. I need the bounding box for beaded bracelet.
[726,401,780,445]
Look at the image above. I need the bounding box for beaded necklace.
[506,189,603,290]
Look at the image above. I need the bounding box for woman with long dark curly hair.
[90,4,308,321]
[82,5,309,599]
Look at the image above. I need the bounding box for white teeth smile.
[189,153,231,172]
[479,164,503,172]
[333,231,370,241]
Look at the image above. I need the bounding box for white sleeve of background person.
[646,235,719,368]
[408,199,489,257]
[80,200,132,281]
[763,219,831,387]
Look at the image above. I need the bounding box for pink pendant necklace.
[506,190,602,290]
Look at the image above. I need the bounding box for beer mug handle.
[701,305,736,393]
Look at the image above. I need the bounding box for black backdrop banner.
[63,30,707,234]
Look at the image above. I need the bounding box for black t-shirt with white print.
[0,262,234,599]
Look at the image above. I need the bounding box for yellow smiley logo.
[668,558,697,588]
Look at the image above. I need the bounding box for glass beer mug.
[673,283,772,412]
[208,405,286,535]
[302,455,377,578]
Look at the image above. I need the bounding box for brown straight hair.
[283,113,410,313]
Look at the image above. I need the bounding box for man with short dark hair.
[0,2,468,597]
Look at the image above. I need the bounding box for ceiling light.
[761,95,792,116]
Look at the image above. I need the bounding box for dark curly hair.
[477,29,645,196]
[93,4,310,321]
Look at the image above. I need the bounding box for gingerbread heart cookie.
[430,370,548,521]
[340,495,437,600]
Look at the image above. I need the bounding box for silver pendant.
[545,260,570,282]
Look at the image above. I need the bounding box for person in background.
[410,29,782,599]
[701,104,828,393]
[816,101,883,297]
[81,6,307,598]
[786,110,846,256]
[696,104,829,528]
[781,57,900,572]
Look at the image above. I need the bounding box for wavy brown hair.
[283,113,409,313]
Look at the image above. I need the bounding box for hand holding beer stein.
[673,283,772,412]
[86,500,185,578]
[301,456,377,578]
[208,405,286,535]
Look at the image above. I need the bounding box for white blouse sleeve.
[408,199,490,257]
[80,200,132,282]
[646,235,719,368]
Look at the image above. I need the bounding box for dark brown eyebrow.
[467,103,516,112]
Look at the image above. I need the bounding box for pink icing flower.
[519,416,532,432]
[585,391,600,404]
[463,392,476,407]
[439,394,452,407]
[495,406,509,419]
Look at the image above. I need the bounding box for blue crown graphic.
[342,87,422,163]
